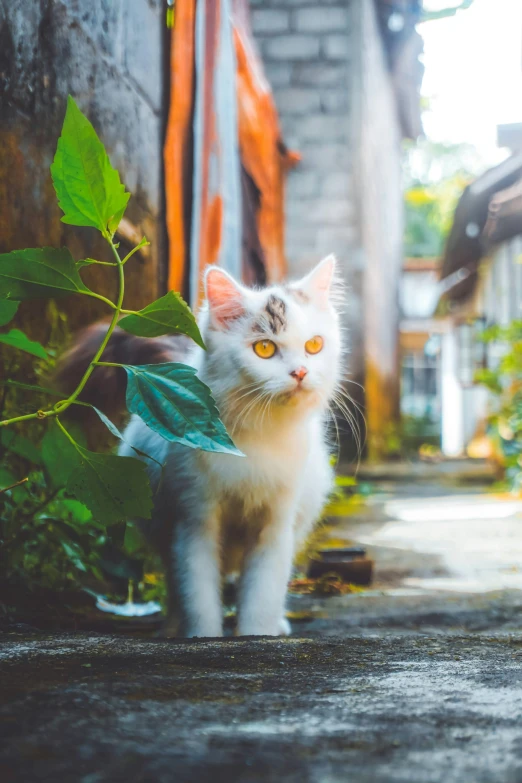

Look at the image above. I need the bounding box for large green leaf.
[1,429,42,465]
[48,422,152,524]
[51,95,130,233]
[67,447,153,525]
[0,329,47,359]
[0,300,19,326]
[118,291,205,348]
[123,363,243,456]
[41,422,86,487]
[0,247,91,300]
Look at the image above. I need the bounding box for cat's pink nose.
[290,366,308,383]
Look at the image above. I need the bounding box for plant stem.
[0,477,29,495]
[83,259,119,267]
[121,239,149,266]
[58,234,125,410]
[0,232,128,428]
[84,291,118,309]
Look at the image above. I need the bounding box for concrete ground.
[2,461,522,783]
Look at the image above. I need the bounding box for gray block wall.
[0,0,166,330]
[251,0,356,279]
[251,0,404,454]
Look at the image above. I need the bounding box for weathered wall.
[0,0,167,339]
[251,0,404,457]
[354,0,403,458]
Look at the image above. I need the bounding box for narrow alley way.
[2,462,522,783]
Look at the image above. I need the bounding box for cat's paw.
[278,617,291,637]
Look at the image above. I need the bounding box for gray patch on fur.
[286,287,310,305]
[265,295,287,334]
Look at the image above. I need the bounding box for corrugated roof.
[440,153,522,301]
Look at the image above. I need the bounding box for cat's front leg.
[172,513,223,638]
[236,507,295,636]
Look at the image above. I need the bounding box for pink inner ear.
[303,255,336,307]
[205,268,245,326]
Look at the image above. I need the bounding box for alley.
[2,463,522,783]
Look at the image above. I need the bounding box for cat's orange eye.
[305,336,324,355]
[253,339,277,359]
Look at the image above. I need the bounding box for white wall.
[441,330,464,457]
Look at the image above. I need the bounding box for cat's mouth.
[280,384,318,405]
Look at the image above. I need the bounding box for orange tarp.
[164,0,196,296]
[164,0,294,299]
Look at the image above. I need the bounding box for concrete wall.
[0,0,167,337]
[251,0,404,457]
[355,0,404,458]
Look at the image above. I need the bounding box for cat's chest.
[203,431,307,504]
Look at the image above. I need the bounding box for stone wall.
[0,0,167,337]
[251,0,404,455]
[251,0,356,277]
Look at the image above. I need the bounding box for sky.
[418,0,522,166]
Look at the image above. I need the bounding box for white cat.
[120,254,344,637]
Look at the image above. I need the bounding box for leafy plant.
[0,95,241,523]
[0,96,241,611]
[475,321,522,489]
[402,139,485,259]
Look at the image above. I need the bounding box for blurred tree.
[403,138,485,258]
[421,1,475,23]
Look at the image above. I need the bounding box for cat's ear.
[204,266,246,327]
[298,254,337,308]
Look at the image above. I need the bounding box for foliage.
[420,0,474,22]
[378,415,440,460]
[403,139,485,258]
[0,96,240,607]
[475,321,522,490]
[420,1,475,23]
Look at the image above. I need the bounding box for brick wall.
[251,0,404,456]
[251,1,356,279]
[0,0,166,333]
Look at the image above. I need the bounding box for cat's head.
[200,256,344,424]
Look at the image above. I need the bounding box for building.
[436,128,522,457]
[252,0,423,457]
[1,0,423,458]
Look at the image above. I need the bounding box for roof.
[484,178,522,244]
[497,123,522,153]
[440,152,522,301]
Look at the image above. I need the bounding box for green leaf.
[54,497,93,525]
[124,521,146,555]
[0,329,47,359]
[118,291,205,348]
[123,363,243,456]
[41,422,86,487]
[88,405,164,467]
[66,448,153,525]
[1,429,42,465]
[0,468,28,502]
[0,247,92,300]
[50,422,153,524]
[51,95,130,233]
[0,379,62,397]
[0,299,19,326]
[60,539,88,572]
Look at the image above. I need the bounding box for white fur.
[120,255,344,637]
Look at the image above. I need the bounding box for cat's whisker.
[330,391,364,470]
